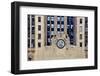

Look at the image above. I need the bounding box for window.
[28,27,30,37]
[80,18,82,24]
[47,35,50,38]
[31,17,34,25]
[28,39,30,48]
[61,24,64,28]
[51,35,53,38]
[47,21,50,24]
[80,34,82,40]
[48,38,51,42]
[67,16,73,25]
[61,16,64,21]
[61,21,64,24]
[57,21,60,24]
[28,15,30,28]
[38,25,41,31]
[61,24,64,31]
[51,16,54,21]
[57,24,60,28]
[57,28,60,31]
[38,42,41,47]
[51,24,54,28]
[51,28,54,31]
[32,27,35,34]
[80,26,82,32]
[47,24,50,26]
[38,34,41,39]
[61,28,64,31]
[80,42,82,47]
[51,31,54,35]
[38,17,41,22]
[51,21,54,24]
[31,39,35,48]
[57,16,60,21]
[47,26,50,31]
[47,16,50,21]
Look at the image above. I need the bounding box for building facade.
[27,15,88,61]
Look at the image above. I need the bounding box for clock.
[56,39,65,49]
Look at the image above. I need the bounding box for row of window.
[28,15,35,48]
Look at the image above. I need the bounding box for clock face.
[56,39,65,49]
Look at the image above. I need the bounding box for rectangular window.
[61,16,64,21]
[57,28,60,31]
[57,24,60,28]
[80,26,82,32]
[51,24,54,28]
[61,28,64,31]
[80,19,82,24]
[28,27,30,37]
[38,42,41,47]
[31,39,35,48]
[38,17,41,22]
[28,39,30,48]
[32,27,35,34]
[80,34,82,40]
[38,34,41,39]
[28,15,30,26]
[51,16,54,21]
[31,17,34,25]
[51,21,54,24]
[57,21,60,24]
[47,16,50,21]
[51,28,54,31]
[57,16,60,21]
[47,21,50,24]
[80,42,82,47]
[47,24,50,26]
[47,26,50,31]
[61,21,64,24]
[38,25,41,31]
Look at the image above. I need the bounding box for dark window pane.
[28,27,30,37]
[51,21,54,24]
[57,21,60,24]
[47,42,51,46]
[32,27,35,34]
[80,19,82,24]
[67,16,74,25]
[28,39,30,48]
[57,28,60,31]
[80,42,82,47]
[38,34,41,39]
[61,21,64,24]
[32,17,34,25]
[38,25,41,31]
[38,42,41,47]
[61,28,64,31]
[51,28,54,31]
[47,21,50,24]
[31,39,35,48]
[51,35,53,38]
[47,35,50,38]
[47,26,50,31]
[38,17,41,22]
